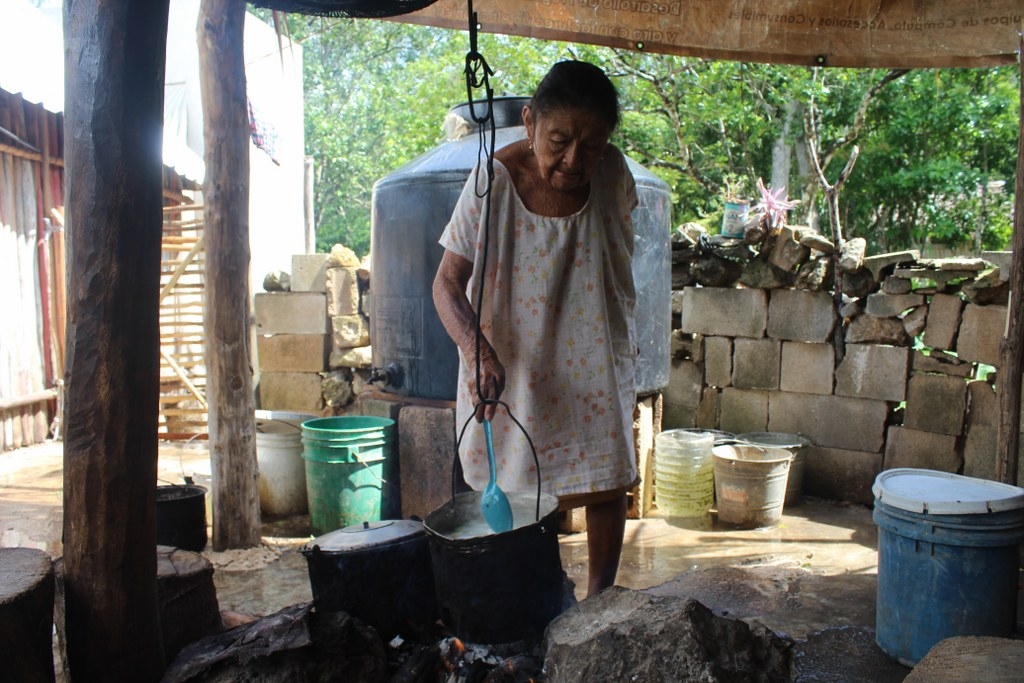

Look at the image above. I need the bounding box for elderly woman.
[432,60,638,596]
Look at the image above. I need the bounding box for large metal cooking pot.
[300,519,437,637]
[423,489,565,644]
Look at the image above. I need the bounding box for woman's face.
[524,105,612,194]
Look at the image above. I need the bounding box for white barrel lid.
[873,468,1024,514]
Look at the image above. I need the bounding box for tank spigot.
[368,362,404,389]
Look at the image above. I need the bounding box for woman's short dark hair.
[530,60,620,132]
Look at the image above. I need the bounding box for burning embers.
[387,634,544,682]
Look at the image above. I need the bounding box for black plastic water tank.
[370,97,670,400]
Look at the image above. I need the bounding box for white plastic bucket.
[256,410,317,516]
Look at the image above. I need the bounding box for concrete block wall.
[669,244,1016,504]
[254,249,372,414]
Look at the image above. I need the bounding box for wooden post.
[995,42,1024,486]
[199,0,262,549]
[62,0,170,680]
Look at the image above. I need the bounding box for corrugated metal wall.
[0,89,63,450]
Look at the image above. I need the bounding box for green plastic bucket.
[301,416,395,535]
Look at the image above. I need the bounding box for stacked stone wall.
[668,224,1015,504]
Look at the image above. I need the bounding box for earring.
[528,139,533,150]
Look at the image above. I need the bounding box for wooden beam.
[995,40,1024,486]
[62,0,170,680]
[198,0,261,550]
[400,0,1022,68]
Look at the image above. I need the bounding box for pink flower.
[754,177,800,230]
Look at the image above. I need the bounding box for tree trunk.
[198,0,262,549]
[62,0,170,680]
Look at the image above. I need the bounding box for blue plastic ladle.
[481,418,513,533]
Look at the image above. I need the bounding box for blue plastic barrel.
[872,468,1024,666]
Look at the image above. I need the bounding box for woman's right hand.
[433,250,505,422]
[469,346,505,422]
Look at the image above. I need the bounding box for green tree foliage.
[258,13,1018,257]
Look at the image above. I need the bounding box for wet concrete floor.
[2,440,1020,681]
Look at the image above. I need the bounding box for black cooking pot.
[300,519,438,638]
[156,484,207,551]
[424,490,565,644]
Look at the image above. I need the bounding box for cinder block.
[956,304,1007,366]
[802,445,881,505]
[732,338,781,390]
[964,381,998,481]
[719,388,768,434]
[704,336,732,387]
[695,388,720,429]
[258,371,324,412]
[883,425,960,472]
[903,374,967,436]
[254,292,328,335]
[835,344,909,402]
[678,287,767,339]
[291,254,331,292]
[780,342,834,395]
[923,293,963,351]
[767,289,836,343]
[664,359,703,409]
[327,266,360,317]
[256,334,329,372]
[768,392,888,453]
[332,314,370,349]
[662,360,703,429]
[397,404,456,519]
[864,292,925,318]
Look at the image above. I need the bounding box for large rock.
[543,586,793,683]
[162,603,388,683]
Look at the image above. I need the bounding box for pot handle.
[452,400,543,523]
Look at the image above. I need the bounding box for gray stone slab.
[956,303,1007,366]
[720,388,768,435]
[396,404,457,519]
[862,250,920,281]
[732,338,781,390]
[802,445,881,505]
[678,287,767,339]
[256,333,329,373]
[780,342,834,395]
[834,344,909,402]
[902,305,928,338]
[767,288,836,343]
[864,292,925,318]
[703,336,732,387]
[903,374,968,436]
[768,392,888,453]
[923,293,963,351]
[982,251,1012,281]
[845,314,909,346]
[883,426,960,472]
[911,350,974,378]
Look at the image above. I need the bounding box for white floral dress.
[439,146,639,498]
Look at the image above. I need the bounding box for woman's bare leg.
[584,492,627,596]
